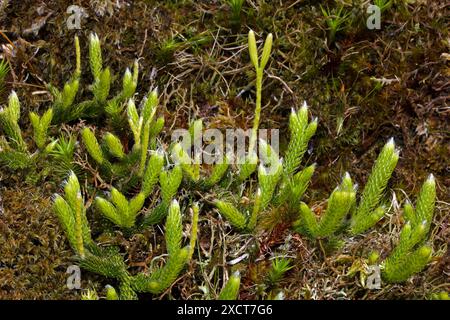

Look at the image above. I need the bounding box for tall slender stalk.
[248,30,272,154]
[75,192,85,258]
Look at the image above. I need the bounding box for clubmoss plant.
[247,30,272,155]
[215,32,398,237]
[218,271,241,300]
[214,138,287,231]
[0,91,27,153]
[0,92,61,183]
[295,173,356,238]
[95,188,146,229]
[430,292,450,300]
[105,285,119,300]
[90,262,240,301]
[49,34,138,123]
[52,171,94,257]
[381,175,436,283]
[0,35,142,182]
[168,118,231,189]
[81,90,164,188]
[48,133,80,179]
[295,138,399,238]
[350,138,399,234]
[29,108,53,149]
[214,32,317,232]
[53,174,198,299]
[1,29,442,299]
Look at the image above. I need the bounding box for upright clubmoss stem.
[74,36,81,79]
[138,120,151,177]
[75,192,85,258]
[188,203,199,259]
[249,70,262,154]
[247,31,272,155]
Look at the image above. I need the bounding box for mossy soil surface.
[0,0,448,299]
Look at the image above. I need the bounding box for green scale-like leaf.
[283,105,318,178]
[218,271,241,300]
[381,176,436,283]
[95,189,145,228]
[160,165,183,205]
[295,173,355,238]
[82,127,106,165]
[351,138,399,234]
[0,92,26,151]
[166,200,183,256]
[142,151,164,196]
[215,200,247,230]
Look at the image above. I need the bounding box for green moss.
[0,186,81,299]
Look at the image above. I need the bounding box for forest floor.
[0,0,448,299]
